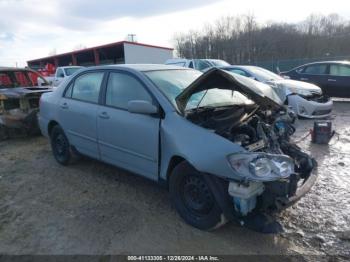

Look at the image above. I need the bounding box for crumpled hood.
[0,86,51,99]
[175,68,283,114]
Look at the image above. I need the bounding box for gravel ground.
[0,101,349,259]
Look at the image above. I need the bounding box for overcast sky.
[1,0,349,67]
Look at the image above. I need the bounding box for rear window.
[330,64,350,77]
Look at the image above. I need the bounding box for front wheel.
[169,161,226,230]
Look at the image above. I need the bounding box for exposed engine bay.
[185,104,316,216]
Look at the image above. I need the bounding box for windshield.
[64,67,83,76]
[249,67,283,82]
[144,69,253,111]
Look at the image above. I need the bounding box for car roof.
[296,60,350,68]
[165,58,189,63]
[82,64,191,72]
[59,66,84,69]
[219,65,258,70]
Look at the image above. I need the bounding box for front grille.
[307,94,330,103]
[312,109,332,116]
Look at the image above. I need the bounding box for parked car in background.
[38,66,84,87]
[281,61,350,98]
[165,58,230,71]
[39,65,316,233]
[0,67,51,139]
[221,65,333,118]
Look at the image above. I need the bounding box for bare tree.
[174,13,350,65]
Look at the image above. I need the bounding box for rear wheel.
[169,161,226,230]
[50,125,73,165]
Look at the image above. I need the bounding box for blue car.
[38,65,317,232]
[281,61,350,98]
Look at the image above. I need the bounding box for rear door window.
[330,64,350,77]
[69,72,104,103]
[105,72,152,110]
[303,64,327,75]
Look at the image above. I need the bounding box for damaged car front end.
[0,68,51,139]
[40,65,317,233]
[170,68,317,232]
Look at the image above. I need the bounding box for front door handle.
[60,102,68,109]
[98,112,110,119]
[300,77,309,81]
[328,79,337,82]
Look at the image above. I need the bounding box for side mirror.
[127,100,158,115]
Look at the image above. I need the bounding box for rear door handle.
[99,112,110,119]
[300,77,309,81]
[328,79,337,82]
[60,102,68,109]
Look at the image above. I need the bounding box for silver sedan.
[221,65,333,118]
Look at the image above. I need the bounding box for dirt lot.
[0,101,349,259]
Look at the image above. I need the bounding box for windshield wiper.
[185,105,215,114]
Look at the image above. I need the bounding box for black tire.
[169,161,226,230]
[50,125,73,165]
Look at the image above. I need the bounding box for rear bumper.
[37,113,50,138]
[287,94,333,118]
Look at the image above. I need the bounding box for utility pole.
[128,34,136,42]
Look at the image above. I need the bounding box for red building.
[27,41,173,70]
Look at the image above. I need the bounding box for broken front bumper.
[277,170,318,209]
[259,167,318,212]
[287,94,333,118]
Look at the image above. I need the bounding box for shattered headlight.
[288,87,322,97]
[227,152,294,181]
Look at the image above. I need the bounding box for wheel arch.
[48,120,59,137]
[165,155,187,184]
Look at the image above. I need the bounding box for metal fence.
[250,55,350,73]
